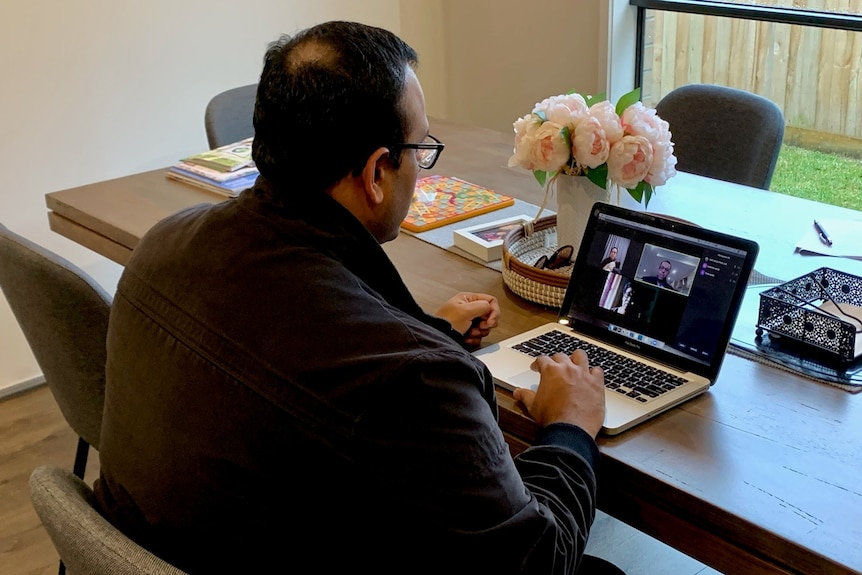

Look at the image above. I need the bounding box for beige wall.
[400,0,632,148]
[438,0,603,134]
[0,0,623,395]
[399,1,449,120]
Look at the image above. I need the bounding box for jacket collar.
[238,176,430,322]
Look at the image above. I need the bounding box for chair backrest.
[655,83,785,190]
[0,223,110,449]
[204,83,258,149]
[30,465,189,575]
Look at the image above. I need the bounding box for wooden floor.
[0,384,720,575]
[0,384,101,575]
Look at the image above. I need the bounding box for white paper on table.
[818,301,862,358]
[795,218,862,260]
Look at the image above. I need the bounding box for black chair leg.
[72,437,90,479]
[61,437,91,574]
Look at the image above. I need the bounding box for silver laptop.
[475,202,759,435]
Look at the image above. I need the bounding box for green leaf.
[584,92,607,107]
[615,87,642,116]
[626,181,654,207]
[586,164,608,189]
[533,170,548,187]
[643,183,654,208]
[564,89,607,107]
[560,125,572,148]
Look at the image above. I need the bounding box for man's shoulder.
[135,201,225,247]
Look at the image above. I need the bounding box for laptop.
[475,202,759,435]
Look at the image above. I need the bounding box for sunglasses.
[534,244,574,270]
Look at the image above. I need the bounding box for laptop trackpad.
[508,370,539,392]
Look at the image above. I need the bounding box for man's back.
[95,188,561,573]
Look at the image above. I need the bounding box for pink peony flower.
[534,93,589,127]
[607,135,654,188]
[621,102,671,144]
[573,116,610,169]
[646,136,677,186]
[589,101,624,144]
[525,121,571,172]
[508,113,543,170]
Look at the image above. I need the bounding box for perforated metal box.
[757,268,862,363]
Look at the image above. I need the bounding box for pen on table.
[813,220,832,247]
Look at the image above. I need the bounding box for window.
[628,0,862,210]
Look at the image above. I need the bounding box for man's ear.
[360,147,394,206]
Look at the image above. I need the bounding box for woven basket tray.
[501,215,572,309]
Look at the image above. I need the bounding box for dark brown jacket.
[95,180,599,575]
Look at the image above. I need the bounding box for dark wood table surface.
[46,117,862,575]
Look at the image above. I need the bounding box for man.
[641,259,675,290]
[95,21,620,575]
[612,283,634,315]
[600,246,619,272]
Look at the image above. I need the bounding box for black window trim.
[631,0,862,87]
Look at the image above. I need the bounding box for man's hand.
[435,292,500,348]
[513,349,606,438]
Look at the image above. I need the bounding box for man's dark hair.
[252,21,419,193]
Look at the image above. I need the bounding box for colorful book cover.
[401,175,515,233]
[171,161,258,183]
[166,167,258,198]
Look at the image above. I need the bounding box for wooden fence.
[642,0,862,143]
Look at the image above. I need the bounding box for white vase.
[555,175,611,257]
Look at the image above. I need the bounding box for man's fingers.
[513,387,535,411]
[570,348,590,366]
[532,350,589,368]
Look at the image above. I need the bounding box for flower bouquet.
[508,87,677,207]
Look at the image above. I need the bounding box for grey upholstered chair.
[30,465,189,575]
[0,223,110,479]
[204,83,258,149]
[655,83,785,190]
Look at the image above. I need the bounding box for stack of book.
[166,137,259,197]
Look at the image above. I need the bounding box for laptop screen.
[559,203,759,380]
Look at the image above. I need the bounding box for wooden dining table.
[46,117,862,575]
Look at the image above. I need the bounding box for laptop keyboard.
[512,330,688,403]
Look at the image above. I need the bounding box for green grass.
[771,145,862,211]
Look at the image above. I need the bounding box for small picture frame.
[453,215,534,262]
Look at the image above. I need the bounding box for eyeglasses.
[659,264,672,272]
[391,134,445,170]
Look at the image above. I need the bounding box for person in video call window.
[612,284,633,314]
[641,260,675,290]
[600,246,619,272]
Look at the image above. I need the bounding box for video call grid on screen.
[563,213,751,367]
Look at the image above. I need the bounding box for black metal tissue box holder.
[756,267,862,364]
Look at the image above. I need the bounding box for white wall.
[0,0,634,396]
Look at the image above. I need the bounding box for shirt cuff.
[535,422,600,470]
[426,315,467,346]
